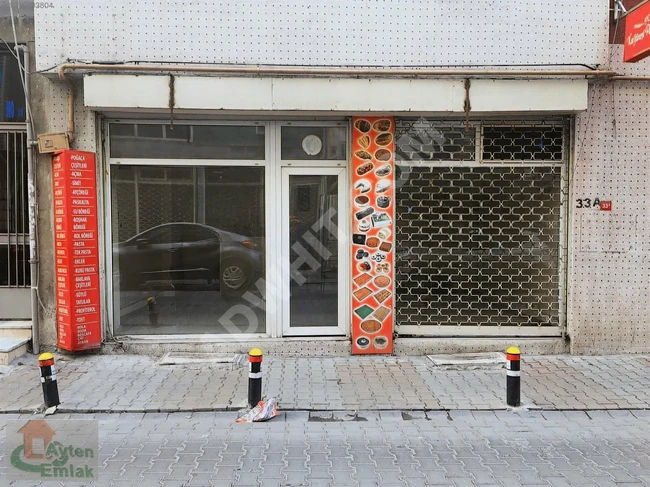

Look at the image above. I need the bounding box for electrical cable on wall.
[603,2,621,149]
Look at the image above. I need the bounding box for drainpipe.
[15,45,39,354]
[57,63,617,78]
[64,79,75,144]
[612,76,650,80]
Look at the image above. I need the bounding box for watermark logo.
[6,419,98,481]
[218,207,343,333]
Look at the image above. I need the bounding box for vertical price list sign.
[351,117,395,355]
[53,150,101,351]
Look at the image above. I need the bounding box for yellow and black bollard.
[506,346,521,407]
[248,348,263,408]
[38,352,60,408]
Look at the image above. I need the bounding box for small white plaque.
[301,135,322,156]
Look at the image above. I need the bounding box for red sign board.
[350,117,395,355]
[52,150,102,352]
[624,2,650,62]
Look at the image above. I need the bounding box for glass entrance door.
[281,167,348,336]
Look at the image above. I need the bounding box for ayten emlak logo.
[6,419,98,480]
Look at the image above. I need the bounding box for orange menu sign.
[53,150,102,352]
[351,117,395,354]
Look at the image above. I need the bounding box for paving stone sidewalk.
[2,410,650,486]
[0,354,649,413]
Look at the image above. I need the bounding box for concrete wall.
[0,1,33,45]
[30,76,96,348]
[31,71,57,347]
[33,0,609,71]
[25,2,650,354]
[569,45,650,354]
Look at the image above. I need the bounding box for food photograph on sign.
[351,117,395,354]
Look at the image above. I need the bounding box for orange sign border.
[351,117,395,355]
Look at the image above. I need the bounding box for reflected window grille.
[109,123,265,160]
[296,186,312,212]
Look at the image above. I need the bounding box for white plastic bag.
[236,397,278,423]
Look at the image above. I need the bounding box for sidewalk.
[0,353,649,414]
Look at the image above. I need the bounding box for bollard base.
[506,375,520,407]
[248,377,262,408]
[42,380,61,409]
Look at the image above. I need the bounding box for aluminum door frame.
[279,166,349,337]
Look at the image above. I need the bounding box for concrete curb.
[1,406,648,415]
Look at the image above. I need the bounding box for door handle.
[167,248,180,253]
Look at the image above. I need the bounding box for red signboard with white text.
[52,150,102,351]
[624,2,650,62]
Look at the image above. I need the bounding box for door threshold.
[103,336,353,356]
[101,335,567,357]
[114,334,349,344]
[276,336,348,340]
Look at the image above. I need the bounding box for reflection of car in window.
[113,222,262,296]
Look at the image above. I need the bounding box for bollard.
[38,352,60,408]
[506,346,521,407]
[147,296,158,325]
[248,348,263,408]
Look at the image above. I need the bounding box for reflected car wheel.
[220,259,251,296]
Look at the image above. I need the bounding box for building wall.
[33,0,608,70]
[570,45,650,354]
[31,78,96,347]
[28,1,650,353]
[0,1,33,44]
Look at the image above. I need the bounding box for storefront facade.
[37,74,579,354]
[100,114,569,351]
[26,0,650,355]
